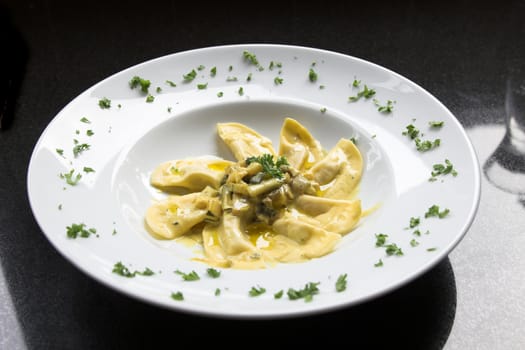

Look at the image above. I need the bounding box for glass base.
[484,135,525,194]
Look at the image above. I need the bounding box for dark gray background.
[1,1,523,349]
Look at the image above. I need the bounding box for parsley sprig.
[245,154,289,179]
[112,262,154,278]
[287,282,320,302]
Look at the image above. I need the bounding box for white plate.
[27,44,480,318]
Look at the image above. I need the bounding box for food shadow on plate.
[79,258,455,349]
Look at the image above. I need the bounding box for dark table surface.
[1,1,524,349]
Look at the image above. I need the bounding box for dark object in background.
[0,4,27,130]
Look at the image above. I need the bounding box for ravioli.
[146,118,364,269]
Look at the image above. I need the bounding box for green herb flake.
[430,159,458,180]
[136,267,155,276]
[415,138,441,152]
[320,107,327,113]
[287,282,320,302]
[349,137,357,144]
[66,223,96,239]
[129,76,151,93]
[167,107,172,113]
[409,217,420,228]
[85,130,94,137]
[156,87,162,93]
[183,69,197,82]
[171,291,184,301]
[427,247,438,252]
[56,149,64,156]
[197,83,208,90]
[175,269,200,281]
[274,290,284,299]
[374,259,384,267]
[197,64,205,71]
[375,233,388,247]
[246,73,252,82]
[243,50,262,70]
[274,77,283,85]
[352,79,361,88]
[402,124,420,139]
[98,97,111,109]
[249,285,266,297]
[348,85,376,102]
[112,262,135,277]
[410,239,420,247]
[80,117,91,123]
[237,87,244,96]
[385,243,404,256]
[146,94,154,103]
[210,66,217,77]
[429,121,444,128]
[206,268,221,278]
[83,167,95,173]
[335,274,347,292]
[374,99,396,113]
[215,288,221,296]
[166,80,177,87]
[309,68,318,82]
[217,91,224,98]
[60,169,82,186]
[424,205,450,218]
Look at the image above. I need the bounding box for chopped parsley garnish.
[215,288,221,296]
[374,99,395,113]
[237,87,244,96]
[410,239,420,247]
[197,64,205,71]
[429,121,444,128]
[60,169,82,186]
[403,124,420,139]
[427,247,438,252]
[228,65,233,71]
[352,79,361,87]
[210,66,217,77]
[424,205,450,218]
[348,85,376,101]
[269,61,282,70]
[374,259,384,267]
[166,80,177,87]
[217,91,224,97]
[249,285,266,297]
[167,107,172,113]
[246,73,253,82]
[175,269,200,281]
[349,137,357,144]
[320,107,327,113]
[86,130,94,136]
[385,243,404,256]
[56,149,64,156]
[335,274,347,292]
[83,167,95,173]
[183,69,197,82]
[430,159,458,180]
[274,77,283,85]
[246,154,289,179]
[80,117,91,123]
[375,233,388,247]
[66,223,96,239]
[206,268,221,278]
[171,291,184,301]
[146,94,154,103]
[274,290,284,299]
[226,76,238,82]
[287,282,320,302]
[129,76,151,93]
[409,217,420,228]
[309,68,318,82]
[98,97,111,109]
[415,138,440,152]
[112,262,155,278]
[156,87,162,93]
[197,83,208,90]
[243,50,263,70]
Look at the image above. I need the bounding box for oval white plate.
[27,44,480,318]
